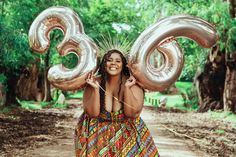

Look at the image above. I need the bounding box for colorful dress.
[74,107,159,157]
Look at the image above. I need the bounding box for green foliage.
[77,0,143,41]
[16,97,52,109]
[0,32,35,73]
[0,74,7,84]
[16,98,42,109]
[0,107,11,113]
[226,27,236,53]
[62,53,79,69]
[181,86,199,110]
[53,102,67,109]
[175,81,192,91]
[0,73,7,92]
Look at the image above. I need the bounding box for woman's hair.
[98,49,130,109]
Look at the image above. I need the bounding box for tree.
[0,0,149,104]
[222,0,236,112]
[0,0,80,104]
[138,0,236,112]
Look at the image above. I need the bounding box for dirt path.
[1,103,235,157]
[141,109,207,157]
[16,107,206,157]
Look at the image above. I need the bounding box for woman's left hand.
[125,75,136,88]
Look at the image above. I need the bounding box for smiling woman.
[105,53,123,76]
[74,48,159,156]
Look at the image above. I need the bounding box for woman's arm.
[124,76,144,118]
[83,73,100,117]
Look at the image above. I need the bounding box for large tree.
[223,0,236,113]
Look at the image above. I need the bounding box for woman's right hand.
[86,72,99,89]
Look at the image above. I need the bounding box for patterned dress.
[74,107,159,157]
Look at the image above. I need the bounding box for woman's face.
[105,52,123,76]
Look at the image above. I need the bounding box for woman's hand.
[125,75,136,88]
[86,72,99,89]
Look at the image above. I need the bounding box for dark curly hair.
[98,49,130,109]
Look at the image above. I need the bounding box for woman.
[75,49,159,156]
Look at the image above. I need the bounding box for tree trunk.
[15,64,42,101]
[5,73,19,105]
[228,0,236,18]
[195,46,226,112]
[42,67,52,101]
[0,83,6,106]
[42,50,52,101]
[223,53,236,113]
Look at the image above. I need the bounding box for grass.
[175,81,193,92]
[66,90,83,99]
[0,106,12,113]
[144,92,185,109]
[144,81,193,110]
[16,98,52,110]
[208,110,236,123]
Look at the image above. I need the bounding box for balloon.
[29,6,99,90]
[128,15,219,91]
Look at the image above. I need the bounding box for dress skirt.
[74,108,159,157]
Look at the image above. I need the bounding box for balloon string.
[97,84,138,111]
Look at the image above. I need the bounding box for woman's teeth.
[110,67,117,71]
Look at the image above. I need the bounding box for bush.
[181,86,199,110]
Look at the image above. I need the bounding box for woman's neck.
[107,74,121,86]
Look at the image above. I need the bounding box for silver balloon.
[29,6,99,90]
[128,15,219,91]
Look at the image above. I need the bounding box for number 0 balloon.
[28,6,99,90]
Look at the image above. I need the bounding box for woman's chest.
[104,85,124,112]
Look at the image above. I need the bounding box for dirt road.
[0,104,235,157]
[15,107,206,157]
[141,109,207,157]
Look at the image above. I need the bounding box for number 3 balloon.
[28,6,99,91]
[29,7,218,91]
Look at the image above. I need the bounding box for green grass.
[144,81,194,110]
[16,98,52,109]
[144,82,196,110]
[0,106,12,113]
[144,92,185,109]
[214,129,225,134]
[208,110,236,122]
[66,90,83,99]
[175,81,193,92]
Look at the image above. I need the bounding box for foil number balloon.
[29,6,99,91]
[128,15,219,91]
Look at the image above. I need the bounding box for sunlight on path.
[141,109,207,157]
